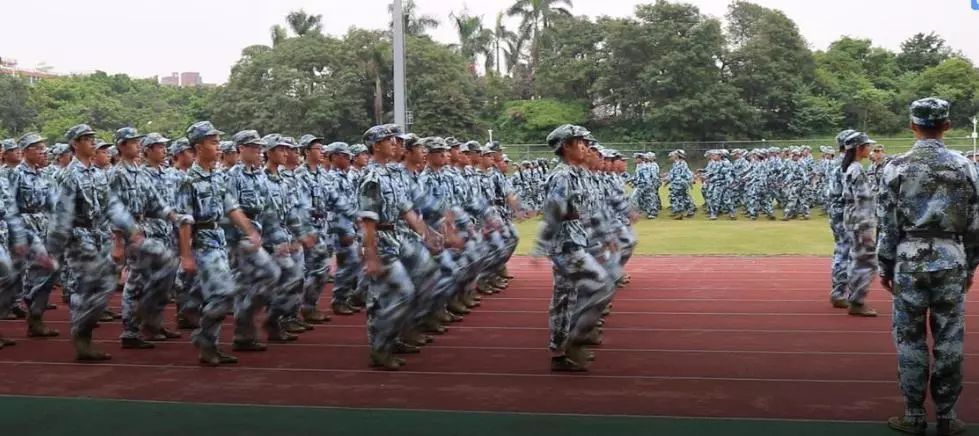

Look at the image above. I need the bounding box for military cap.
[485,140,502,153]
[871,143,885,151]
[1,139,18,152]
[835,129,856,148]
[299,134,324,149]
[843,131,876,150]
[186,121,224,145]
[49,143,71,156]
[219,140,236,153]
[140,133,170,149]
[461,140,481,153]
[107,145,119,158]
[260,134,296,152]
[17,132,45,149]
[403,133,421,149]
[479,144,496,155]
[422,137,449,151]
[819,146,834,155]
[646,152,656,160]
[362,124,410,146]
[65,124,97,142]
[232,130,263,147]
[324,141,352,156]
[632,152,644,159]
[444,136,461,148]
[671,149,686,159]
[279,136,298,149]
[349,143,368,155]
[546,124,591,152]
[95,139,112,150]
[169,137,192,156]
[909,97,950,128]
[503,155,512,163]
[964,150,976,158]
[114,127,145,145]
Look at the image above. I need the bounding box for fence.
[501,136,979,170]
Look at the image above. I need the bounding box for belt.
[904,230,963,241]
[193,222,219,231]
[563,213,580,221]
[72,219,93,228]
[376,223,396,231]
[310,212,327,220]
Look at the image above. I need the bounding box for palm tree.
[286,9,324,36]
[507,0,572,74]
[450,11,494,77]
[491,12,518,76]
[389,0,440,36]
[270,25,288,46]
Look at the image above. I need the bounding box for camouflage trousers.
[548,248,613,352]
[20,233,58,317]
[302,230,333,311]
[632,187,660,217]
[120,237,179,339]
[333,236,362,305]
[400,236,440,326]
[667,183,694,216]
[366,254,416,353]
[783,183,810,218]
[617,224,637,270]
[266,246,304,329]
[846,228,876,305]
[64,230,120,337]
[829,214,849,301]
[189,246,236,348]
[892,268,967,419]
[0,248,16,321]
[705,185,735,217]
[232,243,280,342]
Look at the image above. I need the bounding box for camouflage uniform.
[164,138,198,324]
[48,124,139,359]
[326,147,363,310]
[0,183,28,344]
[744,150,774,219]
[841,133,878,309]
[827,132,853,304]
[782,150,811,219]
[108,129,184,346]
[666,151,694,217]
[535,125,614,370]
[878,98,977,430]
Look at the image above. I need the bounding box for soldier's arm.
[963,162,979,278]
[531,172,568,256]
[876,164,899,279]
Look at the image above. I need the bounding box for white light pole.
[971,116,977,157]
[488,129,494,144]
[392,0,407,129]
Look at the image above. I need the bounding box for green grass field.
[515,187,833,256]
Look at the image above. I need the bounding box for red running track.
[0,256,975,421]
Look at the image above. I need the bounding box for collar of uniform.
[912,138,945,149]
[16,161,39,175]
[69,157,94,172]
[120,160,140,173]
[190,162,214,178]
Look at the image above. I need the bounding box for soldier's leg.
[301,233,332,322]
[846,229,877,315]
[333,238,362,312]
[232,243,279,349]
[366,257,416,369]
[891,271,931,425]
[192,247,238,365]
[548,263,576,357]
[22,237,59,337]
[0,248,17,345]
[829,219,849,305]
[927,269,966,421]
[65,234,119,360]
[265,248,303,337]
[129,238,179,342]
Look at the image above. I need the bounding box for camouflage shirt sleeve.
[876,162,899,278]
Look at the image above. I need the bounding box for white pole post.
[392,0,407,128]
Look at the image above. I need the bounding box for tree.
[507,0,573,77]
[724,1,816,137]
[271,9,323,46]
[897,32,953,74]
[0,75,37,136]
[449,11,493,77]
[390,0,440,37]
[534,15,602,103]
[491,12,518,76]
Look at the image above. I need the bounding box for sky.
[2,0,978,84]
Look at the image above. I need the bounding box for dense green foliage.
[3,1,977,144]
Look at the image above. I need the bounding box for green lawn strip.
[0,395,897,436]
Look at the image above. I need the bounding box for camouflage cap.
[362,124,410,146]
[260,133,296,152]
[114,127,145,145]
[140,133,170,149]
[909,97,950,128]
[186,121,224,145]
[843,131,876,150]
[819,146,834,155]
[324,141,352,156]
[632,152,644,159]
[65,124,96,142]
[502,155,512,163]
[403,133,421,149]
[17,132,45,149]
[486,140,502,153]
[169,137,192,156]
[95,139,113,150]
[646,152,656,159]
[422,136,450,151]
[965,150,977,158]
[546,124,591,151]
[219,140,236,153]
[299,134,324,149]
[49,143,71,156]
[1,138,17,152]
[479,144,495,156]
[835,129,856,148]
[232,130,263,148]
[349,143,368,155]
[107,145,119,158]
[768,147,781,153]
[444,136,461,148]
[462,140,481,153]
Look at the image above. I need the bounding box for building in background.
[0,56,58,84]
[159,71,204,87]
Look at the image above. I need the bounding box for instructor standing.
[878,97,976,435]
